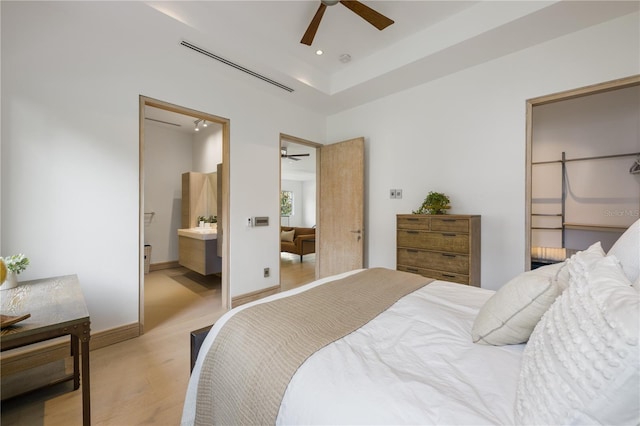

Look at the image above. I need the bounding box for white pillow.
[515,255,639,425]
[471,263,562,346]
[280,229,295,242]
[556,241,606,291]
[607,218,640,283]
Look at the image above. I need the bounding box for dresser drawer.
[397,230,469,254]
[431,217,469,233]
[397,248,468,273]
[397,216,430,230]
[397,265,469,285]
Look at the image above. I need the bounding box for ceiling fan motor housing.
[301,0,394,46]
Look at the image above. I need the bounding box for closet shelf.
[532,151,640,165]
[531,151,638,247]
[563,223,628,232]
[532,223,628,232]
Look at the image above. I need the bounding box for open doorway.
[279,134,320,291]
[525,75,640,270]
[139,96,230,333]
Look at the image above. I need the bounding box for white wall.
[327,12,640,290]
[144,123,193,263]
[280,179,315,228]
[1,1,325,332]
[302,179,317,227]
[1,1,637,334]
[193,123,223,174]
[280,180,303,227]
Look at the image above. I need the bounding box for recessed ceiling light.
[316,50,323,56]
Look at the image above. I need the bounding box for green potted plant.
[413,191,451,215]
[197,215,217,226]
[1,253,30,290]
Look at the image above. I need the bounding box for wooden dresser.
[396,214,481,286]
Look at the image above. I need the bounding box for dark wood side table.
[0,275,91,425]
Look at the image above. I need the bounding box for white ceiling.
[144,1,638,115]
[143,0,637,180]
[281,142,317,181]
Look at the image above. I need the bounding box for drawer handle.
[442,274,456,278]
[442,253,456,258]
[441,219,457,222]
[406,230,419,234]
[442,233,457,237]
[407,218,419,221]
[406,268,419,273]
[407,249,419,253]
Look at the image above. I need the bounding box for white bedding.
[182,270,525,425]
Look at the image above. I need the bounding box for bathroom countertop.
[178,228,218,241]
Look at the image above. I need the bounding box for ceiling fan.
[301,0,394,46]
[281,147,310,161]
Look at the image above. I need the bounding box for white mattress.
[182,270,525,425]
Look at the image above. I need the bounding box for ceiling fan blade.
[339,0,394,31]
[282,152,310,161]
[301,3,327,46]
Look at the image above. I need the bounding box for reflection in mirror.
[182,172,218,228]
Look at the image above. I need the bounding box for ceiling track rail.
[180,40,294,93]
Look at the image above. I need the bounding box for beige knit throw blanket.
[194,267,433,425]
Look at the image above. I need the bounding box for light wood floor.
[1,256,315,425]
[280,252,316,291]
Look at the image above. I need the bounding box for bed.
[182,219,639,426]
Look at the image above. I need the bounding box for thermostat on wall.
[253,216,269,227]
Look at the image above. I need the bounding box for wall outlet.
[247,217,253,227]
[264,267,270,278]
[396,189,403,199]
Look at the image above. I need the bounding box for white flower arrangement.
[2,253,30,274]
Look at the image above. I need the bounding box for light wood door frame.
[139,96,231,333]
[524,74,640,270]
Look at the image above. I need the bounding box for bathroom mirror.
[182,171,218,228]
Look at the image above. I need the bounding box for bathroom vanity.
[178,228,222,275]
[179,169,222,276]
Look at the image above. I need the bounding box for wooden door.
[317,137,365,277]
